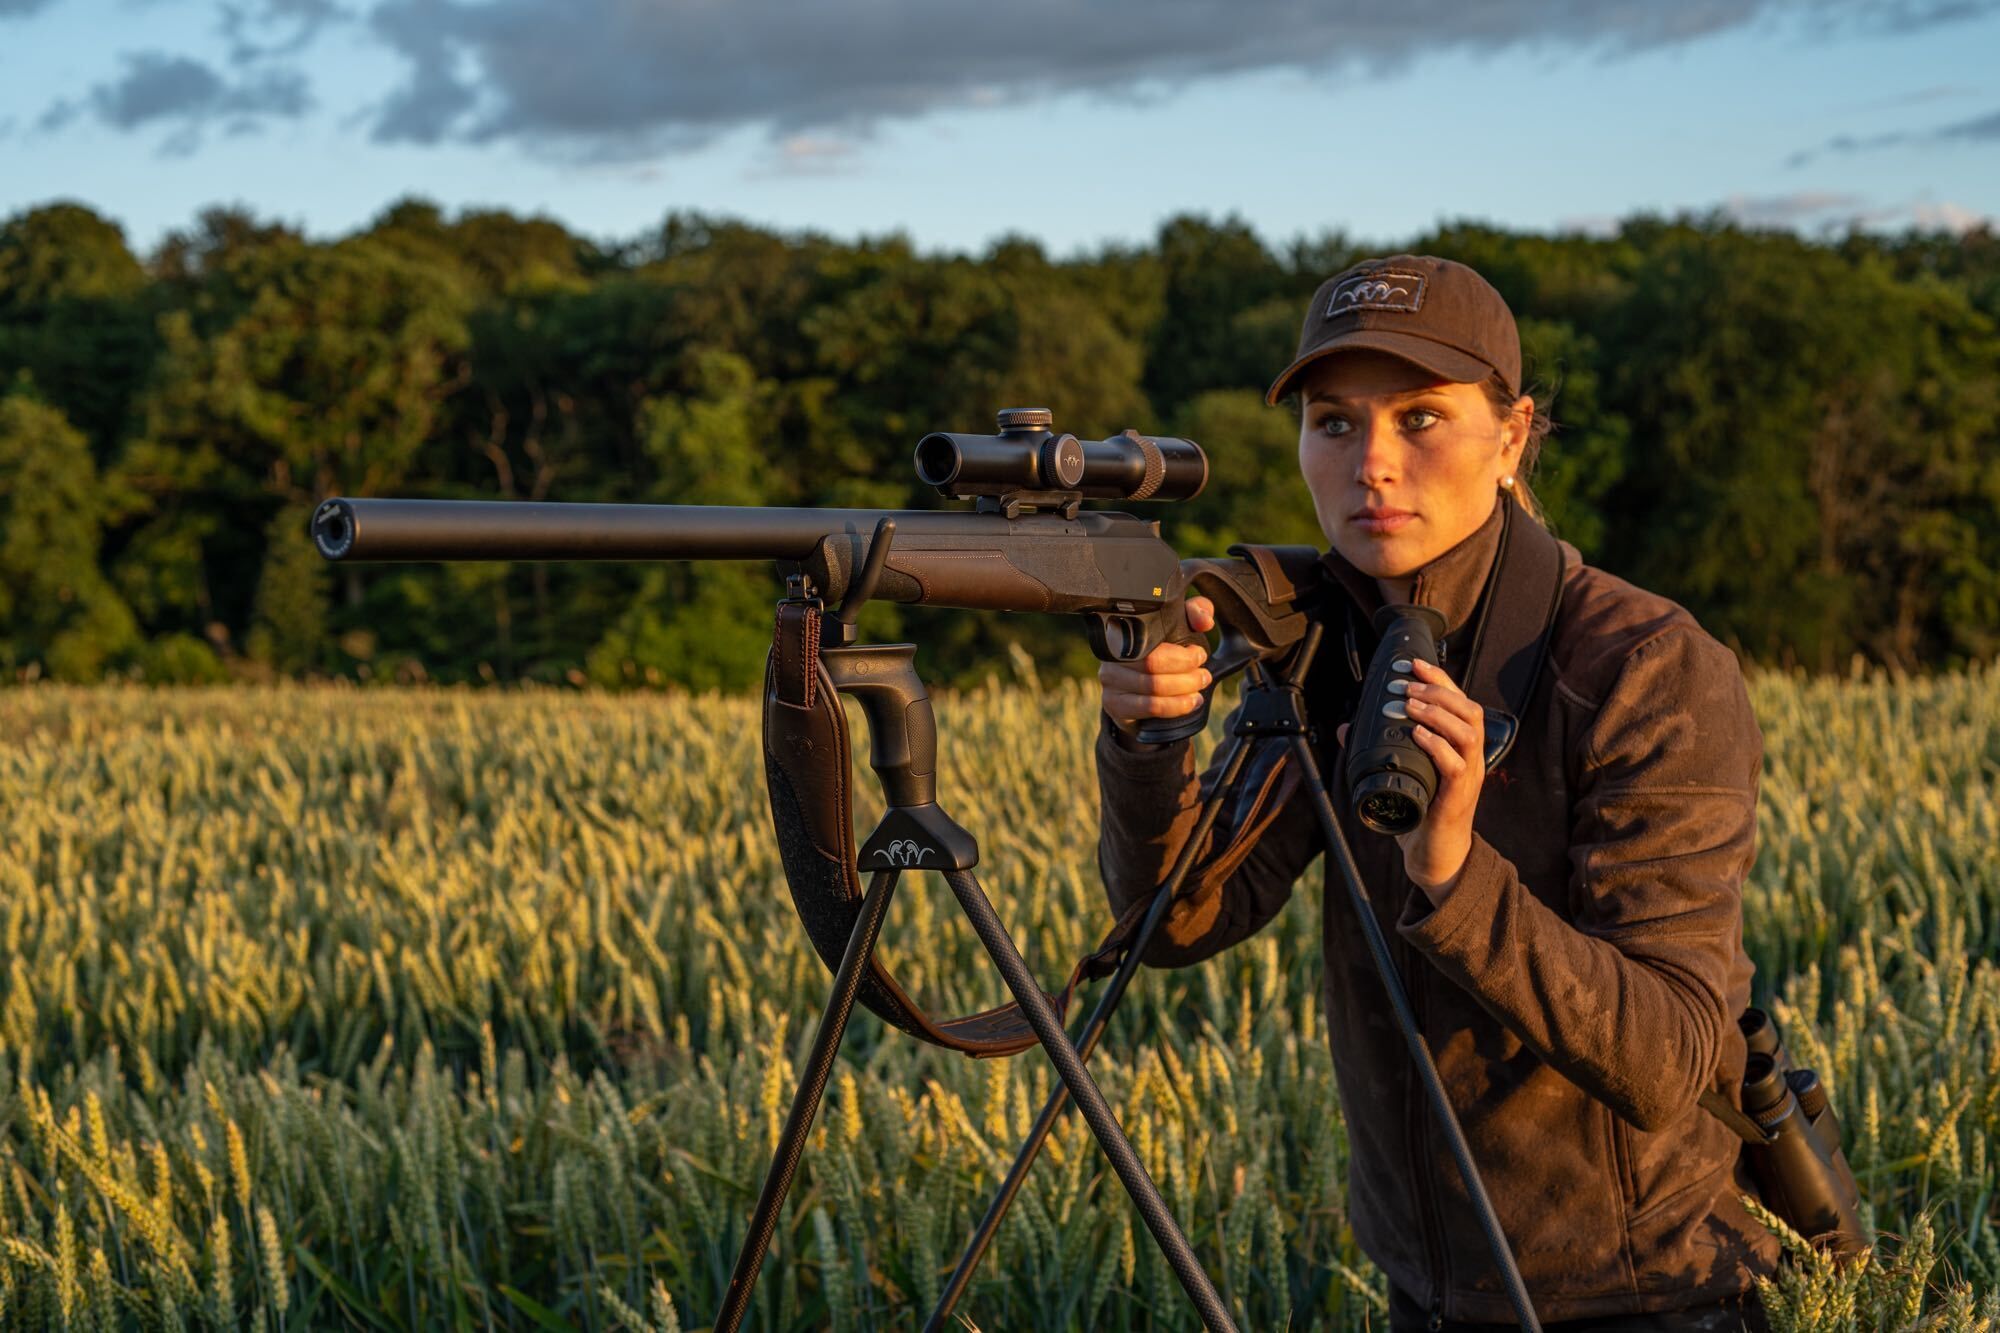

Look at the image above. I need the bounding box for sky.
[1,0,1997,259]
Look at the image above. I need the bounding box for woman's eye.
[1318,415,1352,437]
[1403,408,1440,430]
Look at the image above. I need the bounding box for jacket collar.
[1317,495,1508,640]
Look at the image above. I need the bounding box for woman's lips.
[1351,508,1416,536]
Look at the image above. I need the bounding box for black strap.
[1460,498,1567,726]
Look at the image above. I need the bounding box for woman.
[1095,255,1778,1330]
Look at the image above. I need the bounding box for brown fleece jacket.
[1095,499,1782,1321]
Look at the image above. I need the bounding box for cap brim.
[1264,329,1499,406]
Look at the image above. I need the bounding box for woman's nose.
[1352,422,1398,487]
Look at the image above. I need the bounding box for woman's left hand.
[1340,657,1487,903]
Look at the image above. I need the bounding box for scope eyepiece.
[915,408,1206,503]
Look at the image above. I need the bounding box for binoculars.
[1738,1008,1869,1257]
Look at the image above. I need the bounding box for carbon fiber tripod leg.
[941,866,1240,1333]
[1285,740,1543,1332]
[926,672,1284,1332]
[713,869,900,1333]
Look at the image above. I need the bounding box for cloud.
[0,0,54,15]
[1788,101,2000,164]
[220,0,348,65]
[1905,199,1993,232]
[21,4,337,148]
[1866,0,2000,26]
[54,50,312,149]
[1716,190,1992,234]
[362,0,2000,158]
[91,54,230,129]
[1553,213,1623,238]
[1720,191,1874,227]
[1935,106,2000,140]
[369,0,479,145]
[747,133,868,180]
[1844,82,1978,111]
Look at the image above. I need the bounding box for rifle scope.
[915,407,1205,503]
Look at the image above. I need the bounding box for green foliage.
[135,632,229,684]
[584,565,776,692]
[0,673,1993,1328]
[1167,389,1323,557]
[0,395,137,680]
[248,504,330,673]
[1601,224,2000,669]
[0,202,157,457]
[1144,215,1293,413]
[0,201,146,305]
[640,348,780,508]
[1513,316,1628,553]
[126,234,472,502]
[2,197,1997,683]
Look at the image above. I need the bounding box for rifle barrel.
[313,498,911,563]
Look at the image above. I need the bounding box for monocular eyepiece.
[1354,772,1426,835]
[915,409,1206,502]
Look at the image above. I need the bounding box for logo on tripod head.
[877,839,935,867]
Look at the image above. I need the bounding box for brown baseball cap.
[1264,254,1521,406]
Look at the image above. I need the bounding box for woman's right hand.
[1099,596,1216,738]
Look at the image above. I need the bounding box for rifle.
[314,408,1300,710]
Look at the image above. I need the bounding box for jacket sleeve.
[1095,705,1324,968]
[1395,627,1761,1132]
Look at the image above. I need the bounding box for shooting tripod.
[715,521,1542,1332]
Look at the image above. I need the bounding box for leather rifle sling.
[759,546,1325,1058]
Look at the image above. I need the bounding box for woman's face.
[1296,350,1530,580]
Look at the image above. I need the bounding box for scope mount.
[970,408,1070,517]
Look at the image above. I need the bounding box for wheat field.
[0,665,1995,1330]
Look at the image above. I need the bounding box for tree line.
[2,199,1995,689]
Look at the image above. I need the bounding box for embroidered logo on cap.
[1327,271,1426,317]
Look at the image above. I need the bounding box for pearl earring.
[1500,475,1515,490]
